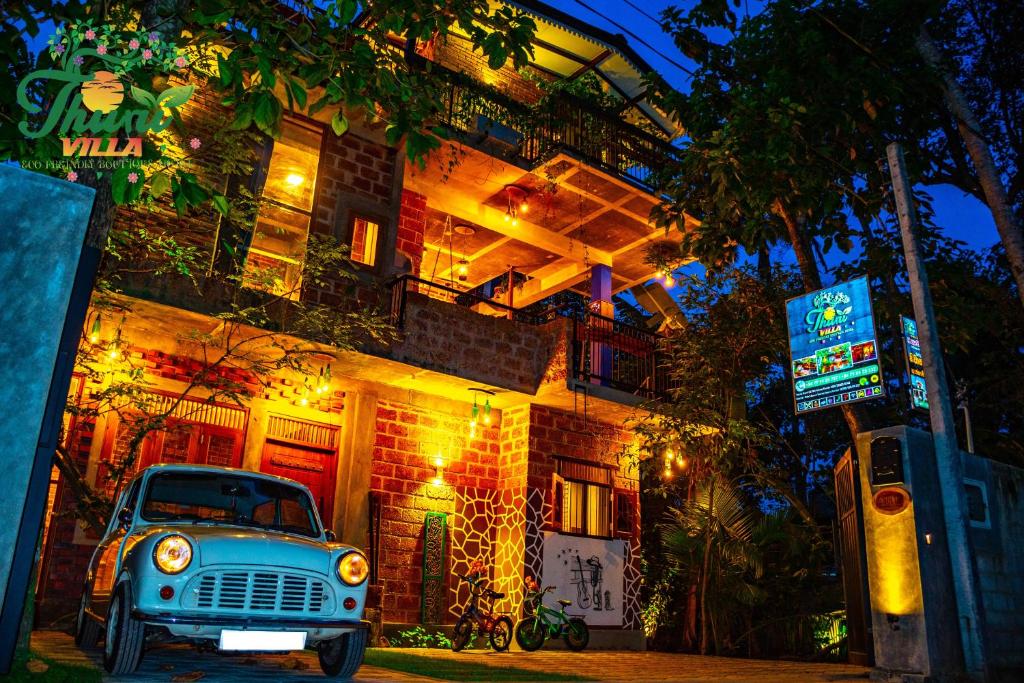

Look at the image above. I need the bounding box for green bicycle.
[514,579,589,651]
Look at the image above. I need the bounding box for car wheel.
[74,590,100,649]
[102,582,145,674]
[318,628,367,678]
[489,616,513,652]
[514,616,546,651]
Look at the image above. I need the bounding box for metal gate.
[834,448,874,665]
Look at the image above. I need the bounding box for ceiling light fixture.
[503,185,529,227]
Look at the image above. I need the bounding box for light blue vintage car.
[75,463,369,677]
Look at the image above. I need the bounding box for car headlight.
[153,535,193,574]
[337,551,368,586]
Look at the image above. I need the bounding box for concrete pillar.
[0,167,95,670]
[589,264,613,386]
[336,390,377,547]
[855,425,964,679]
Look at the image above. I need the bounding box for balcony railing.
[433,67,677,189]
[388,275,676,400]
[572,311,677,401]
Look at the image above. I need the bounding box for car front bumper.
[134,611,369,644]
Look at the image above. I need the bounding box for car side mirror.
[324,530,337,542]
[117,508,133,530]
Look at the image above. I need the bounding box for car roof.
[136,463,307,490]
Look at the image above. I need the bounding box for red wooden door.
[259,441,337,527]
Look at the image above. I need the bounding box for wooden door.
[259,442,337,526]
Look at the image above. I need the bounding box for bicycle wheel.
[452,615,473,652]
[515,616,546,651]
[489,616,513,652]
[563,617,589,651]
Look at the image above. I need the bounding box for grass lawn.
[364,649,595,681]
[6,652,101,683]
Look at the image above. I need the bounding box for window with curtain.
[244,118,322,298]
[561,479,611,538]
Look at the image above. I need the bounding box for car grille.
[184,570,331,614]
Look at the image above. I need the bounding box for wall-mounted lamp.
[315,364,333,395]
[88,313,102,344]
[468,387,496,438]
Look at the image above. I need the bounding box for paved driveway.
[32,631,869,682]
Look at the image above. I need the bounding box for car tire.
[74,590,101,649]
[103,582,145,674]
[318,628,367,679]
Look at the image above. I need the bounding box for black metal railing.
[572,311,677,400]
[434,67,677,189]
[388,274,555,328]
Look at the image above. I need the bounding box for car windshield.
[141,471,321,538]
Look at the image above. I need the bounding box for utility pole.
[886,142,988,679]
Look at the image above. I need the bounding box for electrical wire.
[571,0,696,77]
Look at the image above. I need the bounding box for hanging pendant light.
[88,313,102,344]
[457,258,469,282]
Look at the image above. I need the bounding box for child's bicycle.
[451,571,513,652]
[514,577,589,651]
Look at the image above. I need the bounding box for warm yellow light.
[469,419,477,439]
[108,348,120,360]
[433,456,444,468]
[511,217,519,227]
[665,275,675,287]
[337,551,369,585]
[503,211,511,223]
[153,535,193,574]
[431,476,443,486]
[89,333,100,344]
[285,173,304,187]
[663,468,672,479]
[520,201,529,213]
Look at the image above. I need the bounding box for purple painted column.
[590,264,613,386]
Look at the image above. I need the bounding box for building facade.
[36,1,688,649]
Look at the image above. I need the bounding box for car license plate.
[219,630,306,651]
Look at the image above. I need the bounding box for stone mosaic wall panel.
[421,512,447,624]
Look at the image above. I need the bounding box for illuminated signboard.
[901,315,929,411]
[786,276,885,414]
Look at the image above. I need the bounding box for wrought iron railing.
[433,67,677,189]
[571,311,677,400]
[388,275,676,399]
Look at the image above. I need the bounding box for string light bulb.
[664,274,675,287]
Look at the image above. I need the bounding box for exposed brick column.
[397,190,426,276]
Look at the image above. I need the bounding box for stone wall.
[390,294,568,395]
[966,456,1024,678]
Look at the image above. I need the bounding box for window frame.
[561,477,613,539]
[333,191,391,275]
[242,116,326,297]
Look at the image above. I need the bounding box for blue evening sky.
[540,0,1000,258]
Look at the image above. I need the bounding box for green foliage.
[2,0,537,215]
[393,625,453,649]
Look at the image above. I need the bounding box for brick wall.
[431,33,552,105]
[391,296,567,395]
[311,132,396,238]
[370,399,502,624]
[397,190,426,275]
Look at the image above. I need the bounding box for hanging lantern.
[483,398,492,425]
[88,314,102,344]
[457,259,469,282]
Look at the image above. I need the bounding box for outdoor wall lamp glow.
[432,456,445,486]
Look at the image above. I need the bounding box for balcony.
[388,275,675,402]
[434,67,678,191]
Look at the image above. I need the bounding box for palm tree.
[660,476,766,654]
